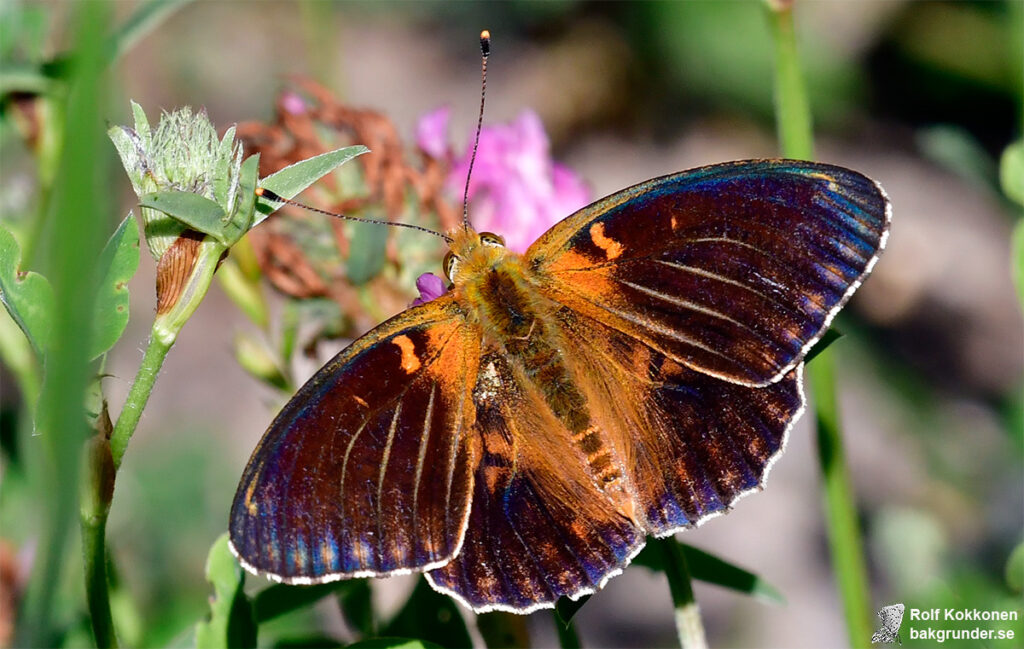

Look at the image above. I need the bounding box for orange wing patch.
[589,222,624,260]
[391,334,421,373]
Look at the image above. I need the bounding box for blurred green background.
[1,1,1021,648]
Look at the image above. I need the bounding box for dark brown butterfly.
[229,158,890,613]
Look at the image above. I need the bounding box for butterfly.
[871,603,905,644]
[229,159,890,613]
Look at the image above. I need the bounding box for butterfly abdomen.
[461,262,627,496]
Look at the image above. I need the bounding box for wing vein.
[411,382,437,555]
[376,402,405,564]
[561,289,739,365]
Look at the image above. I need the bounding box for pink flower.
[415,108,591,253]
[411,272,447,306]
[416,106,451,159]
[280,91,307,115]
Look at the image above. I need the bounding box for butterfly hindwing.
[229,296,481,582]
[553,306,804,535]
[426,353,644,613]
[526,159,889,386]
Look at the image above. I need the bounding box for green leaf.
[234,332,289,391]
[0,63,55,95]
[381,577,471,649]
[1000,140,1024,207]
[89,213,140,359]
[0,224,55,356]
[346,639,442,649]
[554,595,591,626]
[273,636,344,648]
[252,581,352,624]
[108,0,191,64]
[338,578,375,637]
[139,191,228,244]
[224,154,260,245]
[805,328,843,365]
[255,145,369,224]
[1007,541,1024,593]
[346,221,389,285]
[634,540,785,605]
[476,612,530,649]
[195,534,256,649]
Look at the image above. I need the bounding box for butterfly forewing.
[229,296,481,583]
[526,160,890,386]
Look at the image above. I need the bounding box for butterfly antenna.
[255,188,453,243]
[462,29,490,230]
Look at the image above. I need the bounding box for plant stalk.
[109,238,224,468]
[658,537,708,649]
[809,353,874,647]
[88,237,224,645]
[81,434,118,647]
[767,2,873,647]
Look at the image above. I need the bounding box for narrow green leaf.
[805,328,843,365]
[554,595,590,626]
[255,145,369,224]
[381,577,472,649]
[233,332,289,391]
[346,221,389,285]
[0,64,55,95]
[89,213,140,359]
[1000,141,1024,207]
[139,191,228,243]
[477,612,530,649]
[1006,541,1024,593]
[338,578,375,638]
[108,0,191,63]
[252,581,351,624]
[0,224,55,356]
[273,636,344,648]
[634,540,785,605]
[346,639,441,649]
[224,154,260,245]
[195,534,256,649]
[130,99,151,148]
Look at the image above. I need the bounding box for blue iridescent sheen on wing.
[229,298,480,583]
[529,159,889,386]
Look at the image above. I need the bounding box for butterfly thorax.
[447,226,628,498]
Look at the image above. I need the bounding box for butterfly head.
[443,227,509,285]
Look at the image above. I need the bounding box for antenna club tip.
[479,30,490,55]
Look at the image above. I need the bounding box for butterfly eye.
[479,232,505,247]
[443,251,458,282]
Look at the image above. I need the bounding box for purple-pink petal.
[411,272,447,306]
[281,91,307,115]
[416,106,451,159]
[415,106,592,255]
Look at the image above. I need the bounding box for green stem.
[768,0,814,161]
[109,238,224,468]
[809,353,873,648]
[81,435,117,647]
[767,3,873,646]
[658,537,708,649]
[108,330,173,469]
[86,237,223,646]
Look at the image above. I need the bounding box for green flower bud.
[108,102,242,260]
